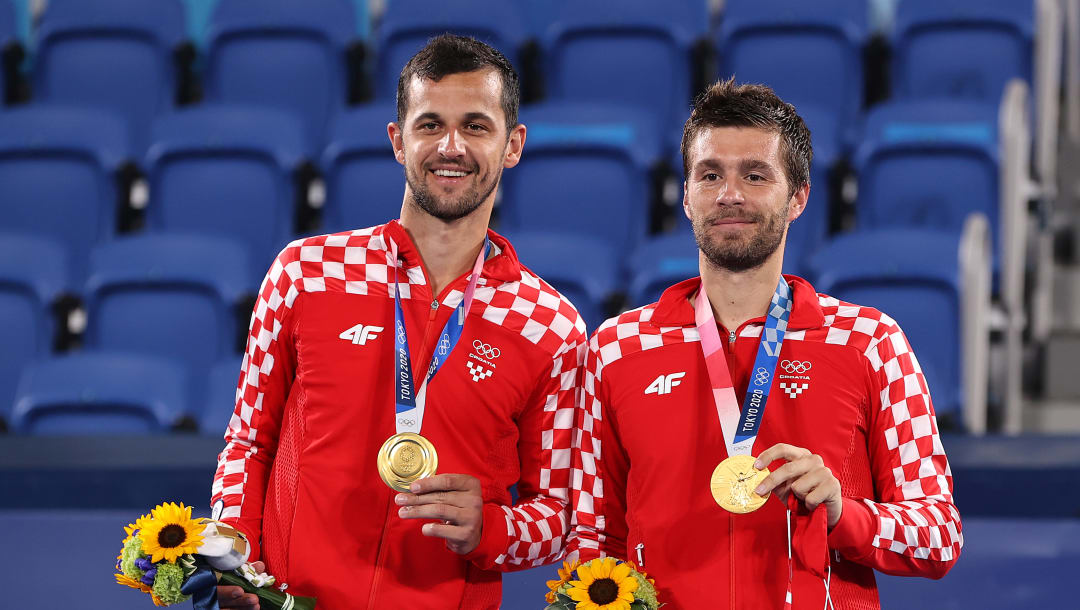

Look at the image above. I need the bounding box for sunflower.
[124,513,152,543]
[566,557,638,610]
[115,573,153,594]
[138,502,205,563]
[546,558,580,602]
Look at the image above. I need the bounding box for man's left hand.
[396,473,484,554]
[753,443,843,530]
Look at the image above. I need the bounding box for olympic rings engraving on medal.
[472,339,501,359]
[753,367,771,386]
[396,320,407,344]
[780,360,812,374]
[437,333,451,356]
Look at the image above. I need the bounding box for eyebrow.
[411,111,496,126]
[693,158,776,174]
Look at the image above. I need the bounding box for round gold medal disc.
[710,454,770,514]
[377,432,439,492]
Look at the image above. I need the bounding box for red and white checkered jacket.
[567,276,962,610]
[211,220,586,609]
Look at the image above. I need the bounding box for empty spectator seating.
[34,0,187,146]
[204,0,357,146]
[11,352,188,434]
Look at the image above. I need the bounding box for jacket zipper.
[729,329,737,344]
[366,495,395,608]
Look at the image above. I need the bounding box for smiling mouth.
[431,168,471,178]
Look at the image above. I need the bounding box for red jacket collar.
[649,274,825,331]
[380,219,522,283]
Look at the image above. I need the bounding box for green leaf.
[629,601,649,610]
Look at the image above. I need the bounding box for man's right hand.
[216,560,263,609]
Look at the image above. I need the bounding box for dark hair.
[681,78,812,197]
[396,34,520,135]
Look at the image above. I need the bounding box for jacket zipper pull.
[729,329,736,344]
[635,542,645,568]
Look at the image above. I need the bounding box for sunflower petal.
[611,561,632,582]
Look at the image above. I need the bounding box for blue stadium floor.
[2,510,1076,609]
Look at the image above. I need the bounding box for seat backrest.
[205,0,355,146]
[145,105,308,278]
[0,106,130,281]
[499,102,661,252]
[626,233,700,308]
[718,0,868,141]
[83,234,252,391]
[0,234,68,424]
[808,228,963,419]
[499,230,618,333]
[34,0,186,146]
[202,355,242,436]
[854,99,1000,266]
[893,0,1033,102]
[321,103,404,232]
[542,0,707,132]
[11,352,188,434]
[375,0,528,101]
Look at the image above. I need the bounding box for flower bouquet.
[544,557,661,610]
[114,502,317,609]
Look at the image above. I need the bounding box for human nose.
[714,177,744,205]
[437,128,466,159]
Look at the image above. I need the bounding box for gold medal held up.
[377,432,439,492]
[710,454,770,513]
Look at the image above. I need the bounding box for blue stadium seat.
[34,0,186,146]
[321,102,403,232]
[893,0,1033,103]
[500,102,662,252]
[807,228,967,421]
[541,0,708,133]
[499,231,618,334]
[0,234,68,425]
[0,106,131,281]
[11,352,188,434]
[375,0,528,101]
[626,233,700,308]
[717,0,868,145]
[853,99,1001,270]
[145,105,310,279]
[83,234,253,404]
[204,0,356,146]
[202,356,242,436]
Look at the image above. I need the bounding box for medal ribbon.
[389,237,489,435]
[694,277,792,456]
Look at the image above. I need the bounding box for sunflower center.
[588,578,619,604]
[158,524,188,548]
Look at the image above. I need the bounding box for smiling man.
[567,79,963,609]
[210,35,586,609]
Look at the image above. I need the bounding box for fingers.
[754,453,823,497]
[395,489,481,509]
[397,502,469,523]
[217,586,259,609]
[420,521,475,548]
[407,473,480,494]
[753,443,811,470]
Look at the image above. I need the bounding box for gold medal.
[377,432,439,492]
[710,454,770,514]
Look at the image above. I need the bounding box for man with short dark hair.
[567,79,962,609]
[212,35,586,609]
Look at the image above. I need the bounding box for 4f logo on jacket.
[339,324,383,345]
[645,372,685,396]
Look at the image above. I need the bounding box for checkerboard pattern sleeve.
[823,299,964,575]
